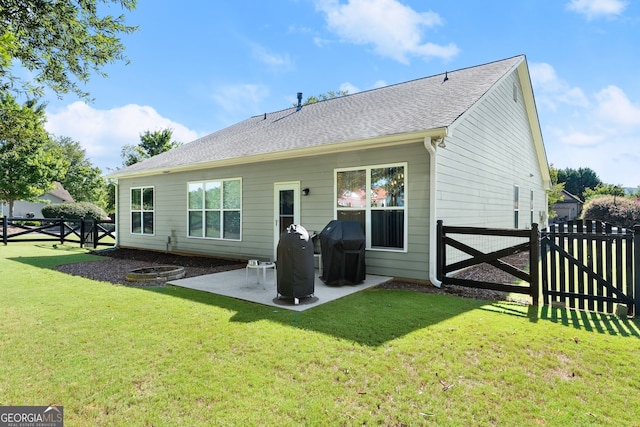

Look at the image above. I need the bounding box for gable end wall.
[437,72,547,229]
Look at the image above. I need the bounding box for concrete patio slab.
[168,268,392,312]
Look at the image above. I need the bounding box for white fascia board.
[108,128,448,180]
[517,60,552,189]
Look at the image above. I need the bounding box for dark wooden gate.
[436,220,540,305]
[541,220,640,316]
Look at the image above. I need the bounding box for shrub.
[581,195,640,229]
[12,220,40,227]
[42,202,108,220]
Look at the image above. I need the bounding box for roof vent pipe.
[296,92,303,111]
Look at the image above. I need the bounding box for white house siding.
[436,72,547,264]
[2,194,63,218]
[437,72,547,228]
[117,141,431,281]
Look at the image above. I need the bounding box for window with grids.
[336,164,406,250]
[188,179,241,240]
[131,187,154,235]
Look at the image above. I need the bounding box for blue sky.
[43,0,640,187]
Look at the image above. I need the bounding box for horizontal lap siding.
[117,142,431,280]
[437,73,547,229]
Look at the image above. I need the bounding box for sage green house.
[108,55,550,283]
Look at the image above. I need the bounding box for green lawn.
[2,243,640,426]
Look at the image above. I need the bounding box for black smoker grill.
[319,220,366,286]
[276,224,315,302]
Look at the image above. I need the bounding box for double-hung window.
[188,178,241,240]
[336,163,406,251]
[131,186,154,235]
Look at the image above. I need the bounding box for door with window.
[274,182,300,258]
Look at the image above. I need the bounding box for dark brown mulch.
[377,280,511,301]
[377,251,532,302]
[90,247,242,268]
[55,248,246,286]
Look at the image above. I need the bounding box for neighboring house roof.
[110,55,548,183]
[557,189,584,205]
[47,182,74,203]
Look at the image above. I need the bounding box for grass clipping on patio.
[1,243,640,426]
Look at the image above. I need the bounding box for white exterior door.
[274,182,300,259]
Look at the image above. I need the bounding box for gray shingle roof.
[48,182,74,202]
[112,55,524,177]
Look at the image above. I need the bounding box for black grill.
[276,224,315,299]
[319,220,366,286]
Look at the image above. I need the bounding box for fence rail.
[436,220,540,306]
[2,216,115,248]
[436,219,640,317]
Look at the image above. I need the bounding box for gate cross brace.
[444,237,531,283]
[541,238,634,304]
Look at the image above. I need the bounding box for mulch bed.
[72,248,524,302]
[90,247,242,269]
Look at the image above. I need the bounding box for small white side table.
[245,262,276,285]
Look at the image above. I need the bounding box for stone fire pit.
[125,265,185,283]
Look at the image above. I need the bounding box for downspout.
[424,137,442,288]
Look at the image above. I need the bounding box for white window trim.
[130,186,155,236]
[334,162,408,253]
[530,189,534,227]
[514,184,520,229]
[187,177,242,241]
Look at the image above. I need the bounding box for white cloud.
[534,63,640,185]
[211,83,270,114]
[372,80,387,89]
[530,62,589,110]
[339,80,388,94]
[45,102,201,172]
[314,0,459,63]
[288,25,315,35]
[550,127,605,146]
[339,81,360,94]
[251,44,294,71]
[594,85,640,127]
[566,0,627,20]
[313,36,331,47]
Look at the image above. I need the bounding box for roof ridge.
[110,55,528,178]
[252,54,526,119]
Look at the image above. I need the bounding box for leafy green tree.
[295,90,349,106]
[104,179,117,215]
[557,167,601,199]
[583,183,625,200]
[107,128,181,213]
[0,0,137,99]
[547,164,565,220]
[0,95,69,216]
[121,128,181,166]
[52,136,107,208]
